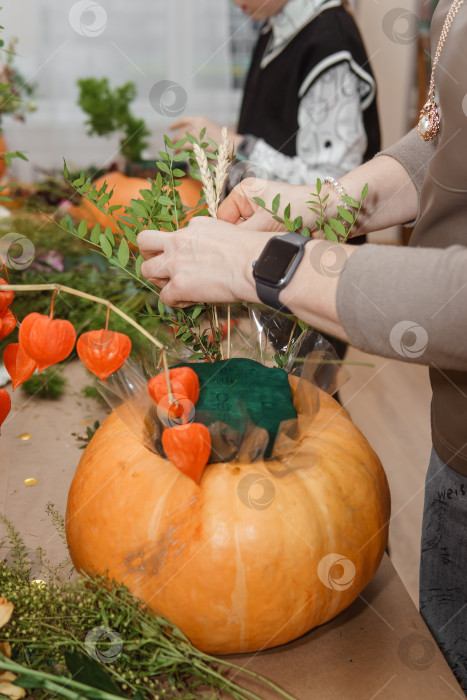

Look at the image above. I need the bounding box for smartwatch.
[252,232,311,314]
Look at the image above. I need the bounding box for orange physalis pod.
[0,309,16,340]
[0,279,14,314]
[148,367,200,407]
[0,389,11,435]
[162,422,211,483]
[155,393,195,425]
[18,312,76,372]
[3,343,37,391]
[77,329,132,381]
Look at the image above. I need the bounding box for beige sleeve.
[376,127,438,225]
[336,244,467,371]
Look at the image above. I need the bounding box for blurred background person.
[171,0,381,362]
[171,0,380,189]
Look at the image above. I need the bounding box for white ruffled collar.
[265,0,342,53]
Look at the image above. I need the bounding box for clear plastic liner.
[99,359,159,453]
[96,304,350,467]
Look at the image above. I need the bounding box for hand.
[218,177,318,232]
[170,116,243,153]
[138,217,273,307]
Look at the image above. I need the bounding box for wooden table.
[1,363,463,699]
[224,555,463,699]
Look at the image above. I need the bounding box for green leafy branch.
[60,135,228,363]
[253,179,369,243]
[77,78,150,163]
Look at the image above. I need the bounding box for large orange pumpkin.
[66,381,390,654]
[76,172,203,233]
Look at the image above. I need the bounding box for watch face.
[254,238,299,285]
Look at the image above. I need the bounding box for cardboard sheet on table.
[216,556,461,700]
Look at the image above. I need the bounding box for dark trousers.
[420,448,467,693]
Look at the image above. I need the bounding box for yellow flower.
[0,599,26,699]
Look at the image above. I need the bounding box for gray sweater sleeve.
[377,127,437,225]
[336,244,467,370]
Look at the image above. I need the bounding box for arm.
[138,220,467,372]
[335,244,467,370]
[217,154,419,234]
[137,220,349,339]
[243,63,368,185]
[218,126,437,234]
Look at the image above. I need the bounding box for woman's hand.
[138,217,273,307]
[170,116,242,152]
[218,177,320,232]
[137,216,351,340]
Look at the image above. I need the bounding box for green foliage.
[0,18,30,192]
[71,419,101,448]
[0,516,295,700]
[253,180,369,243]
[0,212,90,257]
[0,37,36,122]
[77,78,150,162]
[21,367,67,399]
[252,182,368,362]
[61,133,231,363]
[82,383,109,406]
[6,176,77,213]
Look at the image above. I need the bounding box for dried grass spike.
[215,126,231,209]
[193,143,217,218]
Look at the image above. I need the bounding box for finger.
[137,230,167,259]
[217,186,256,225]
[140,257,171,286]
[159,283,194,308]
[169,119,191,130]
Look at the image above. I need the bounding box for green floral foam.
[175,358,297,460]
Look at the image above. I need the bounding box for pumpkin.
[66,380,390,655]
[76,172,203,233]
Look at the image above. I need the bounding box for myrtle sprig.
[61,138,227,363]
[253,179,369,243]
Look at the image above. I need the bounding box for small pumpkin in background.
[72,171,203,233]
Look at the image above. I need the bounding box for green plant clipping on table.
[21,367,67,399]
[71,419,101,448]
[77,78,150,162]
[0,514,296,700]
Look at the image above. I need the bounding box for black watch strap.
[254,280,293,315]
